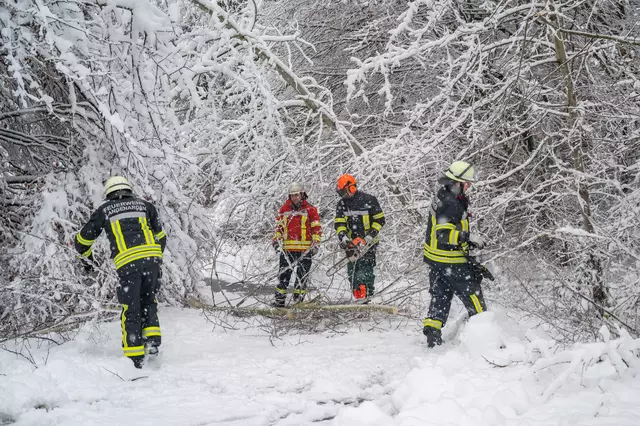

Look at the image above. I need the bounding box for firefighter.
[422,161,487,348]
[334,174,385,301]
[74,176,167,368]
[272,182,322,307]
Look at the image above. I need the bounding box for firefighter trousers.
[347,250,376,297]
[117,260,162,360]
[423,262,487,334]
[275,251,312,303]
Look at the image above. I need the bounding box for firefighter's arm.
[435,223,464,248]
[309,206,322,245]
[148,203,167,252]
[435,199,467,249]
[74,208,104,259]
[334,202,348,241]
[367,196,385,240]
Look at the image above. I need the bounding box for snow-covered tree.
[342,0,640,338]
[0,0,349,336]
[2,0,639,343]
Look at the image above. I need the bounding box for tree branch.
[536,14,640,46]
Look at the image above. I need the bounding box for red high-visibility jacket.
[273,199,321,252]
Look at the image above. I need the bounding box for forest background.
[1,0,639,345]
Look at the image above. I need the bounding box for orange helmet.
[336,174,357,197]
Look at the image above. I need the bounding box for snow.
[2,307,640,425]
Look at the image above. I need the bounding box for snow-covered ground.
[2,305,640,426]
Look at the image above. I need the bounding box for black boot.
[273,291,286,308]
[292,291,306,304]
[131,356,144,369]
[423,326,443,348]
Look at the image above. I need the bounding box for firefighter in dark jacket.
[272,182,322,307]
[74,176,167,368]
[422,161,487,348]
[335,174,385,300]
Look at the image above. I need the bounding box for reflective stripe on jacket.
[423,186,471,264]
[74,195,167,270]
[334,191,385,244]
[273,199,321,252]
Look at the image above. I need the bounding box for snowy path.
[1,307,640,425]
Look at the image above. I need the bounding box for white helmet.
[288,182,304,194]
[104,176,133,197]
[444,161,475,182]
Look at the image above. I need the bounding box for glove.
[338,233,352,249]
[309,245,319,256]
[364,234,376,245]
[272,241,281,253]
[468,234,486,249]
[340,240,356,251]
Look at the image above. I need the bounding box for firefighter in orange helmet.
[272,182,322,307]
[335,174,385,301]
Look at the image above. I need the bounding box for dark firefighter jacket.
[74,195,167,272]
[334,191,385,245]
[423,186,472,265]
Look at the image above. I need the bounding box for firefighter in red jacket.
[74,176,166,368]
[272,182,322,307]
